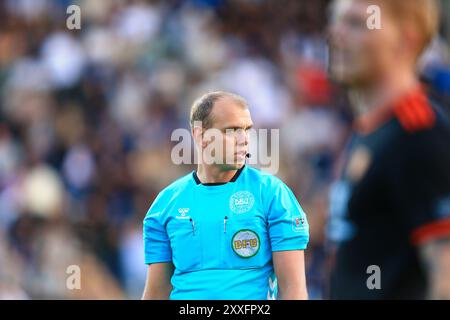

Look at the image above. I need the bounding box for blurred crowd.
[0,0,449,299]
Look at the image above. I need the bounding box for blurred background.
[0,0,449,299]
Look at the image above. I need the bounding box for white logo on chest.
[176,208,190,219]
[230,191,255,214]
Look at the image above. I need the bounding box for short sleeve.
[143,194,172,264]
[267,182,310,251]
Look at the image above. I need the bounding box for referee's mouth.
[234,150,248,162]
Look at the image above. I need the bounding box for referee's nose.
[236,128,249,148]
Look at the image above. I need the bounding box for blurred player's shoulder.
[393,87,435,133]
[392,85,450,135]
[391,87,450,163]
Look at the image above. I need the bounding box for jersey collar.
[193,165,245,186]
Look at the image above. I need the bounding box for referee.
[141,91,309,300]
[327,0,450,299]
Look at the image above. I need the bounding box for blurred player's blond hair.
[377,0,440,59]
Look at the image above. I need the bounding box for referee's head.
[190,91,253,170]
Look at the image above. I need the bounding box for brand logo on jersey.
[176,208,190,219]
[178,208,189,216]
[346,146,372,183]
[230,191,255,214]
[231,229,260,258]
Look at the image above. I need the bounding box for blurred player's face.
[202,97,253,170]
[328,0,404,87]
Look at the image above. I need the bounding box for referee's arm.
[273,250,308,300]
[267,181,310,300]
[142,262,174,300]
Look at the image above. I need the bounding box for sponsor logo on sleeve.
[292,215,307,232]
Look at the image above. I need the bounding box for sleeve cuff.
[145,257,172,265]
[271,243,308,252]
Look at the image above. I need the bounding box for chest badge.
[232,229,260,258]
[230,191,255,214]
[346,146,372,183]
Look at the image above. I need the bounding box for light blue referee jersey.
[143,165,309,300]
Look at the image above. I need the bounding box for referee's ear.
[192,124,204,148]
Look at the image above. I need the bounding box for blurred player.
[141,91,309,299]
[327,0,450,299]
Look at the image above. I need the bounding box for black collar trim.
[193,166,245,186]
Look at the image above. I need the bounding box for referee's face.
[203,97,253,170]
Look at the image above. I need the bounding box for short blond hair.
[378,0,440,58]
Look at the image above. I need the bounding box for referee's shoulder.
[245,165,285,188]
